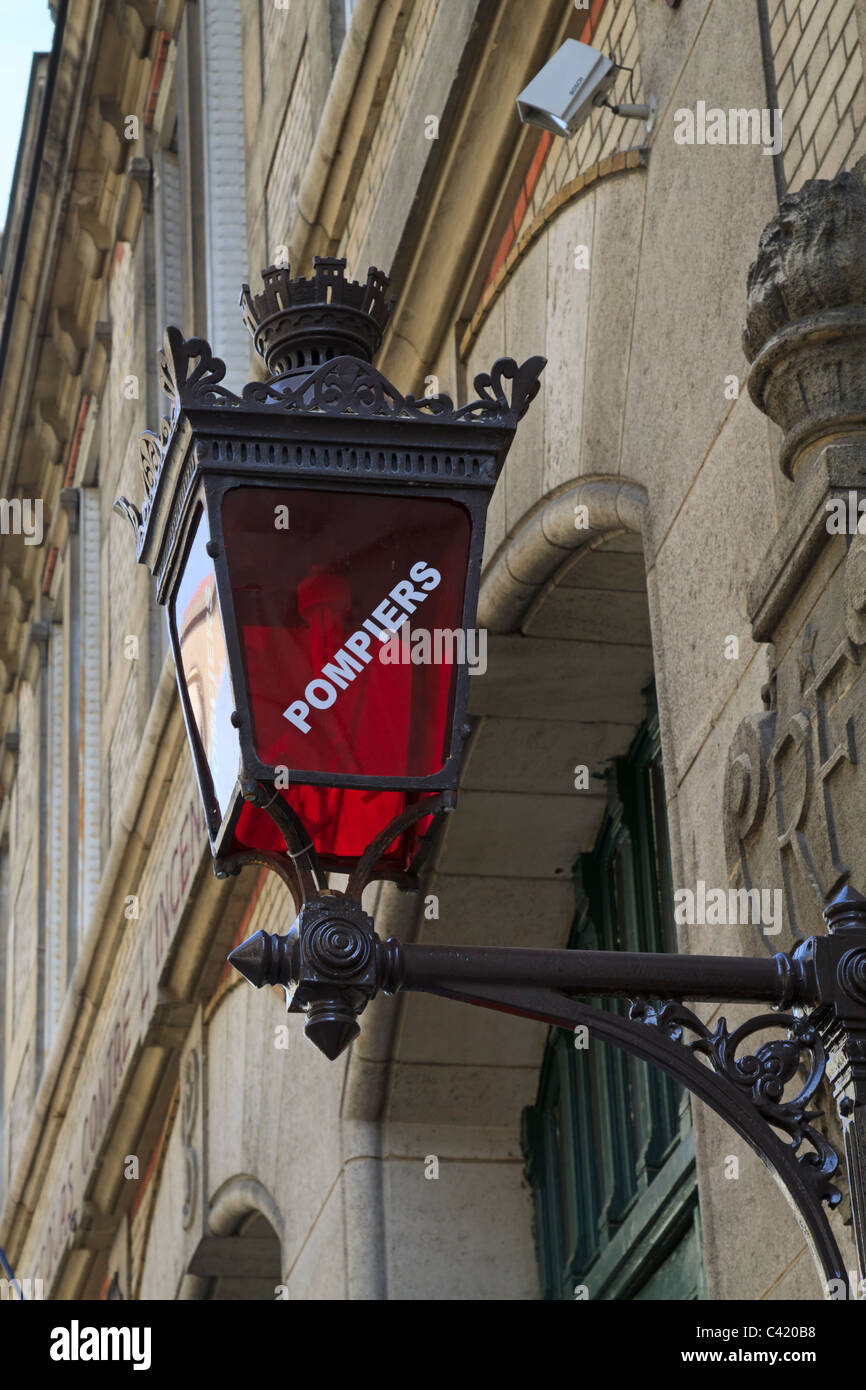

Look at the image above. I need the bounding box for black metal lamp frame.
[117,260,866,1298]
[116,311,545,874]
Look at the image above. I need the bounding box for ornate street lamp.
[118,257,866,1295]
[115,257,545,1050]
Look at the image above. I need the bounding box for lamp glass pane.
[173,508,238,817]
[221,485,472,781]
[232,789,435,871]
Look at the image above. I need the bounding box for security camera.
[516,38,656,138]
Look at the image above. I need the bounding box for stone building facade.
[2,0,866,1300]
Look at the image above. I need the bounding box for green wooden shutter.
[522,703,706,1300]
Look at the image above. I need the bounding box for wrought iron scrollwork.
[159,326,232,409]
[152,323,546,428]
[156,332,544,425]
[629,998,841,1208]
[384,966,848,1285]
[114,319,547,554]
[453,356,546,423]
[115,413,176,549]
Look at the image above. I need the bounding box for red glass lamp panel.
[220,485,472,868]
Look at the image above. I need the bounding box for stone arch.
[478,476,647,632]
[476,473,681,883]
[180,1176,283,1301]
[207,1175,285,1241]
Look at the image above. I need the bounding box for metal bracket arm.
[227,882,866,1297]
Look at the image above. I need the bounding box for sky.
[0,2,56,227]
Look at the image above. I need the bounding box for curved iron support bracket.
[226,883,866,1295]
[256,786,326,904]
[229,789,451,912]
[345,793,451,901]
[410,977,846,1289]
[215,786,327,912]
[213,847,307,915]
[629,998,839,1202]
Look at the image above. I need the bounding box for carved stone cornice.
[97,96,128,175]
[74,208,112,280]
[84,321,112,398]
[115,155,151,244]
[58,488,80,535]
[34,398,67,465]
[110,0,156,58]
[49,307,88,377]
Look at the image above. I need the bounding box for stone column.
[724,157,866,952]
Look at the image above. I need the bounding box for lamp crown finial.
[239,256,395,378]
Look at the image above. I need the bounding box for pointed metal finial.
[823,883,866,932]
[304,999,360,1060]
[228,930,293,988]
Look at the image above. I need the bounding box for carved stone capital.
[744,157,866,479]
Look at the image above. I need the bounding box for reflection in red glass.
[221,486,471,870]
